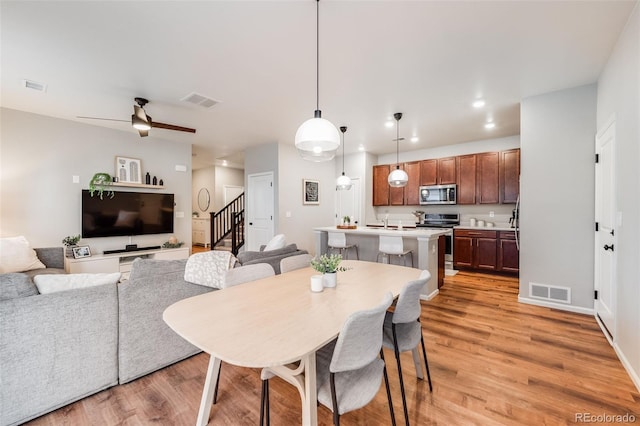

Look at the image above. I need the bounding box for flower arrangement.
[311,253,350,274]
[62,235,81,246]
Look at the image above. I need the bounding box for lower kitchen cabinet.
[454,229,519,274]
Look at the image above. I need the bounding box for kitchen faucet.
[383,214,389,229]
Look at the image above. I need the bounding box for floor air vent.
[529,282,571,304]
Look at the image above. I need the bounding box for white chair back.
[378,235,404,255]
[327,232,347,248]
[280,253,313,273]
[224,263,275,288]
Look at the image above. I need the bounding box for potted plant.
[342,215,351,226]
[89,172,115,199]
[62,234,81,258]
[311,253,350,288]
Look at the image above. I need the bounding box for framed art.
[303,179,319,205]
[115,156,142,184]
[72,245,92,259]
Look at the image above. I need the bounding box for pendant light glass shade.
[388,112,408,187]
[295,0,339,162]
[336,125,352,190]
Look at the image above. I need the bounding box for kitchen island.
[314,226,448,299]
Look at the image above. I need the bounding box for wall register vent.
[529,282,571,304]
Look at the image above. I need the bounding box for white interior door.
[594,119,616,339]
[247,172,274,251]
[335,178,361,225]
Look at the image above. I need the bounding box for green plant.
[89,172,114,199]
[343,215,350,224]
[62,234,81,246]
[311,253,350,274]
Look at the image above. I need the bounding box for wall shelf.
[110,182,164,190]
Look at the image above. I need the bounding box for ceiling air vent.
[181,92,220,109]
[22,79,47,92]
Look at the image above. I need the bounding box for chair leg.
[329,372,340,426]
[354,245,359,260]
[213,363,222,404]
[260,379,270,426]
[409,252,414,267]
[393,324,410,426]
[420,333,433,392]
[380,349,397,426]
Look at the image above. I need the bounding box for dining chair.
[327,231,359,260]
[279,253,313,273]
[214,263,275,404]
[260,292,396,426]
[377,235,413,267]
[382,271,432,426]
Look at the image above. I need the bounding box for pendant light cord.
[316,0,320,112]
[342,130,345,174]
[396,117,400,170]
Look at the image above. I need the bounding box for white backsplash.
[371,204,516,227]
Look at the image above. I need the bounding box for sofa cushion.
[0,236,46,273]
[128,258,188,281]
[0,273,39,301]
[33,273,121,294]
[264,234,286,251]
[237,243,298,264]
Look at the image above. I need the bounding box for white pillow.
[34,273,121,294]
[264,234,286,251]
[0,236,46,273]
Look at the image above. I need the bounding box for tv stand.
[64,246,189,279]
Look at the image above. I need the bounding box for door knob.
[604,244,614,251]
[249,222,253,225]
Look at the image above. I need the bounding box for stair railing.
[210,192,245,254]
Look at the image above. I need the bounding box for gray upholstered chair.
[260,293,396,426]
[327,232,359,260]
[382,271,432,426]
[279,253,313,273]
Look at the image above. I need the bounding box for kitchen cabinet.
[192,218,211,247]
[456,154,477,205]
[420,157,456,186]
[373,165,390,206]
[500,149,520,204]
[453,229,497,271]
[497,230,519,273]
[404,161,421,205]
[477,152,499,204]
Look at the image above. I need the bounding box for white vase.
[323,272,337,288]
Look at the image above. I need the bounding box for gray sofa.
[0,250,215,426]
[237,243,309,274]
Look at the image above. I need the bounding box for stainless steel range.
[416,213,460,270]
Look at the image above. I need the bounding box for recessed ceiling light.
[222,160,228,166]
[410,136,419,143]
[472,99,485,108]
[358,144,365,151]
[484,122,495,129]
[384,120,394,128]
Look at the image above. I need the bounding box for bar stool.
[327,231,359,260]
[377,235,413,267]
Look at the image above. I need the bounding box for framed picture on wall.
[303,179,319,205]
[115,156,142,183]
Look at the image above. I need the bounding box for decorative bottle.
[152,176,158,185]
[145,172,151,185]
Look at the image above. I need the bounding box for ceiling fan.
[78,97,196,137]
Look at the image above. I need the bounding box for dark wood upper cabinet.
[404,161,421,205]
[419,159,437,186]
[373,164,390,206]
[500,149,520,204]
[437,157,457,184]
[456,154,477,205]
[477,152,499,204]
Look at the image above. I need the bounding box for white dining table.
[163,260,422,426]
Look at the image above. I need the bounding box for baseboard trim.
[518,295,594,315]
[421,289,439,301]
[614,342,640,393]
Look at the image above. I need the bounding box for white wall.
[596,3,640,389]
[0,108,192,253]
[214,167,244,211]
[192,167,215,216]
[520,84,597,310]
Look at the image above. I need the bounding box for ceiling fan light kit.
[388,112,408,188]
[336,125,352,190]
[295,0,340,162]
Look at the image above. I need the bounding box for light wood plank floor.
[27,272,639,425]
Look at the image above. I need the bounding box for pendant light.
[336,126,352,190]
[388,112,408,187]
[294,0,340,162]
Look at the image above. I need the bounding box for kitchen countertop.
[454,225,516,232]
[315,226,448,238]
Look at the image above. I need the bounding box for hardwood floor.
[27,272,639,425]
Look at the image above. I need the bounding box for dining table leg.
[196,355,222,426]
[302,353,317,426]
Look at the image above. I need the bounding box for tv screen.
[82,190,174,238]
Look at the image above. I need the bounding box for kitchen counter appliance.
[416,213,460,270]
[419,184,456,205]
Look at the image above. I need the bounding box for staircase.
[210,193,245,255]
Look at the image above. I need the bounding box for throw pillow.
[33,272,121,294]
[0,236,46,273]
[184,251,238,289]
[264,234,286,251]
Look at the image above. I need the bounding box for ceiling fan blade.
[152,121,196,134]
[77,116,128,123]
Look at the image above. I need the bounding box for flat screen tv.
[82,190,174,238]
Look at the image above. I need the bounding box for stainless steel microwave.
[419,184,457,205]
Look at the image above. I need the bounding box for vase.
[65,245,76,258]
[323,272,337,288]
